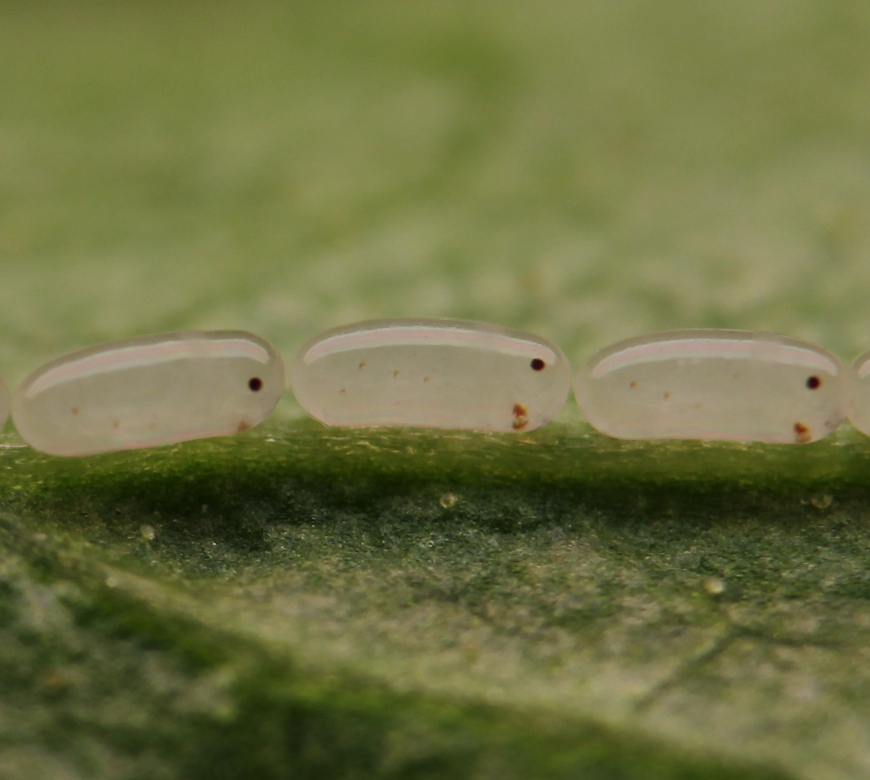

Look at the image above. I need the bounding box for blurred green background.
[4,2,870,390]
[3,2,870,779]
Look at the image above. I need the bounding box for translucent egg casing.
[13,331,285,456]
[574,330,846,443]
[289,318,571,432]
[0,377,10,431]
[845,350,870,436]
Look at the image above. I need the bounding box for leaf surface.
[2,3,870,778]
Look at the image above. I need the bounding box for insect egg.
[0,377,10,431]
[12,330,285,456]
[574,329,847,443]
[288,318,571,432]
[844,349,870,437]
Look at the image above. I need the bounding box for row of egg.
[0,319,865,457]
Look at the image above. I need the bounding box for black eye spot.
[531,358,545,371]
[806,376,821,390]
[249,377,263,392]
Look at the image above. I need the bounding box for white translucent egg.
[845,350,870,436]
[574,330,846,443]
[0,377,10,431]
[13,331,285,456]
[289,319,571,432]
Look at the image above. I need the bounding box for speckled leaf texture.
[2,3,870,778]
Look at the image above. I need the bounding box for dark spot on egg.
[393,370,400,377]
[663,392,671,400]
[237,421,252,434]
[248,377,263,392]
[512,403,529,430]
[359,362,366,370]
[71,407,79,415]
[423,376,430,383]
[806,376,821,389]
[112,420,120,430]
[630,381,637,388]
[531,358,545,371]
[794,422,811,444]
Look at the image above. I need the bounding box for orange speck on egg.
[794,422,811,444]
[512,403,529,431]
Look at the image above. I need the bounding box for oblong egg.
[0,377,10,431]
[289,319,571,432]
[13,330,285,456]
[846,350,870,436]
[574,330,846,443]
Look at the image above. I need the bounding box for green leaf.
[2,3,870,778]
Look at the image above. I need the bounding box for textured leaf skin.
[1,423,868,778]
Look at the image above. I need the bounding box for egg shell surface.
[0,377,10,432]
[13,330,285,456]
[845,349,870,436]
[574,329,846,443]
[289,319,571,432]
